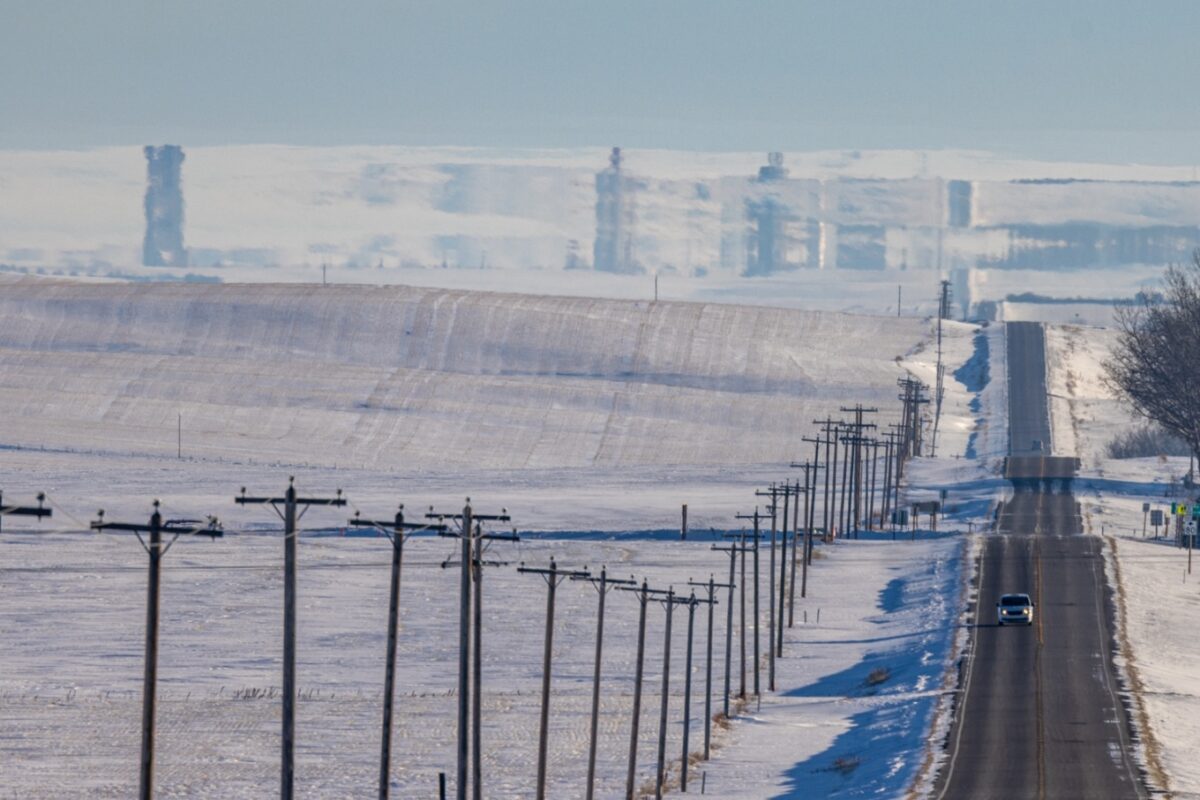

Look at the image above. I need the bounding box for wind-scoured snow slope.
[0,277,924,473]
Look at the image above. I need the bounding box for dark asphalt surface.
[934,321,1145,800]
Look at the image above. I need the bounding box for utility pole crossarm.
[686,579,732,593]
[428,511,511,522]
[572,571,638,589]
[236,490,347,506]
[91,507,223,552]
[518,563,591,581]
[91,515,222,537]
[616,583,674,597]
[0,492,52,520]
[350,510,448,535]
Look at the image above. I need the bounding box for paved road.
[934,321,1145,799]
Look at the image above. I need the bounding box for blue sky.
[3,1,1199,163]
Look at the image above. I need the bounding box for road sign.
[1192,505,1200,520]
[1151,510,1164,526]
[1142,502,1151,513]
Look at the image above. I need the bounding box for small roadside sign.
[1151,509,1164,526]
[1142,502,1151,513]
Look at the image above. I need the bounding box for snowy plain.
[0,277,933,525]
[0,525,966,798]
[0,277,992,797]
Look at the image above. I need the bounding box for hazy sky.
[4,1,1200,163]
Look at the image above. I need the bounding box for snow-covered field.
[1044,322,1199,797]
[0,277,937,527]
[0,276,993,797]
[0,515,966,797]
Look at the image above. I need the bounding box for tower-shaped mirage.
[142,145,186,266]
[593,147,641,274]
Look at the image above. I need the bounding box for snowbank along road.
[934,321,1145,799]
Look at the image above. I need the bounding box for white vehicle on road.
[996,593,1035,626]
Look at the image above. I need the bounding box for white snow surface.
[1044,322,1200,797]
[0,277,931,527]
[0,277,990,797]
[0,521,965,798]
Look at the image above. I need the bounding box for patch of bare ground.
[641,695,753,796]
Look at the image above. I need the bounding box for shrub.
[1105,425,1192,459]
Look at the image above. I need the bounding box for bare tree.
[1104,251,1200,480]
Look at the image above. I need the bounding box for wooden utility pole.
[711,540,746,717]
[654,588,690,800]
[618,580,672,800]
[867,437,881,530]
[572,568,636,800]
[819,419,838,539]
[466,524,519,800]
[790,475,803,624]
[787,463,817,615]
[427,503,511,800]
[350,507,447,800]
[775,482,801,657]
[236,479,343,800]
[91,503,221,800]
[734,509,766,696]
[679,593,698,793]
[754,485,778,689]
[687,576,729,760]
[625,580,649,800]
[518,560,590,800]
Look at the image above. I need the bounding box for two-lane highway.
[934,322,1145,799]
